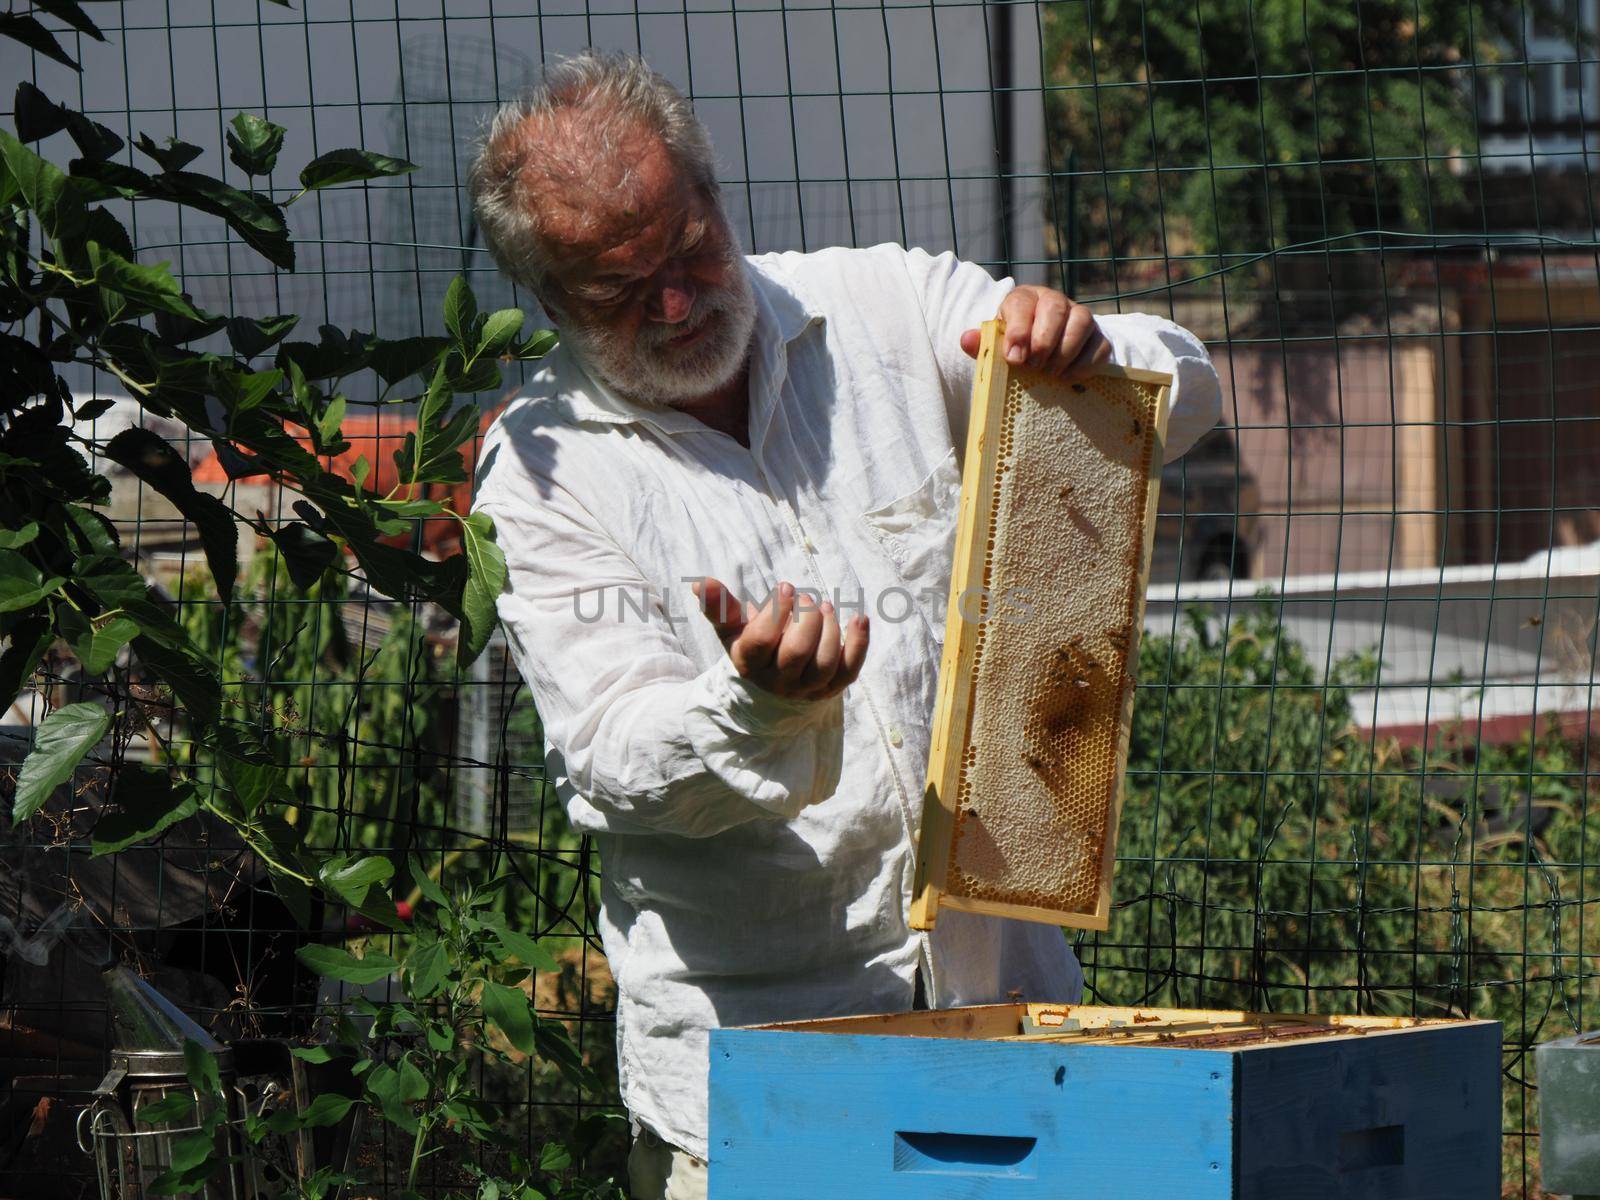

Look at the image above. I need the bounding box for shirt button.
[802,535,816,554]
[888,727,904,748]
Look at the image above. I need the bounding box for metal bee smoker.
[76,966,261,1200]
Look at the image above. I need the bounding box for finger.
[831,614,871,692]
[1028,293,1070,370]
[959,328,981,359]
[799,601,843,693]
[1063,324,1110,381]
[694,576,745,643]
[998,290,1038,366]
[1049,306,1099,377]
[774,591,825,681]
[732,581,794,674]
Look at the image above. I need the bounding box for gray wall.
[5,0,1049,374]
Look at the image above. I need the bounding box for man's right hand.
[693,577,869,701]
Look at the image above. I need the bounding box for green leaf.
[182,1038,224,1100]
[289,1045,334,1064]
[61,114,123,162]
[147,1130,218,1195]
[274,872,311,931]
[369,335,449,386]
[298,148,418,191]
[533,1020,600,1090]
[319,854,395,908]
[405,939,449,999]
[397,1056,428,1102]
[315,392,346,449]
[396,360,480,487]
[515,329,559,361]
[63,506,119,557]
[0,13,80,71]
[366,1066,419,1134]
[406,854,450,907]
[0,523,39,550]
[538,1142,573,1173]
[276,326,372,381]
[295,943,398,985]
[446,355,505,394]
[133,133,203,173]
[216,367,283,416]
[493,926,559,973]
[213,726,281,817]
[444,277,476,348]
[477,308,525,358]
[480,980,535,1055]
[0,615,51,709]
[0,335,55,400]
[226,112,286,177]
[14,81,69,141]
[457,510,506,667]
[226,313,299,358]
[88,243,206,321]
[152,304,227,345]
[316,499,464,607]
[148,172,292,271]
[60,608,140,674]
[136,1092,195,1124]
[264,522,338,591]
[91,766,201,855]
[12,701,108,823]
[0,128,83,239]
[297,1093,356,1128]
[130,636,222,727]
[0,549,63,613]
[31,0,106,43]
[104,427,238,601]
[74,554,190,649]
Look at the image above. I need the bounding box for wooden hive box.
[708,1004,1501,1199]
[911,322,1172,932]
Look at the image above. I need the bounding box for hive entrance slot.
[892,1131,1039,1177]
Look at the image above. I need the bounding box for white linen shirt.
[473,243,1221,1160]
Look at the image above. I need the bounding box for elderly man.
[469,51,1220,1199]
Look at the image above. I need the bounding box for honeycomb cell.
[944,368,1162,916]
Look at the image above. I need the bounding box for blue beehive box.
[709,1003,1500,1199]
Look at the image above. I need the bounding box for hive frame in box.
[910,320,1172,932]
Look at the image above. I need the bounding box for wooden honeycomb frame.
[909,320,1171,932]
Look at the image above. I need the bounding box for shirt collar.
[541,258,824,435]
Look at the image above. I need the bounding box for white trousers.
[627,1126,709,1200]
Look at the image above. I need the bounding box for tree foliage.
[0,15,550,919]
[1044,0,1563,270]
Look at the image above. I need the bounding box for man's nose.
[649,266,695,323]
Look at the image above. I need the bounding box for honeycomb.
[942,368,1163,916]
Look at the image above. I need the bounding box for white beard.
[559,257,757,410]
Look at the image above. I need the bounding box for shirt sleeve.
[896,246,1223,462]
[474,469,844,840]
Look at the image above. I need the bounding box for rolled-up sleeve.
[1093,312,1222,462]
[475,474,844,840]
[895,245,1222,462]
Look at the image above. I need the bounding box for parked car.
[1149,425,1260,583]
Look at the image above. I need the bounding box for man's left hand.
[960,285,1112,378]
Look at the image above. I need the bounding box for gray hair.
[468,51,720,298]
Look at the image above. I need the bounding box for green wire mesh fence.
[2,0,1598,1196]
